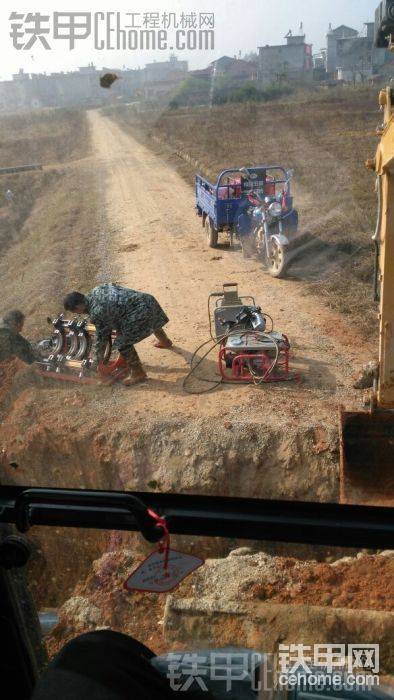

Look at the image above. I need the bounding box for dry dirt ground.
[108,89,381,334]
[47,546,394,673]
[0,101,391,676]
[0,109,385,511]
[85,108,372,423]
[0,107,390,669]
[0,108,389,611]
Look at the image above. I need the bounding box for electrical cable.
[183,294,287,395]
[183,327,281,395]
[245,332,279,385]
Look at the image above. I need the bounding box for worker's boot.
[123,366,148,386]
[153,328,173,349]
[121,347,148,386]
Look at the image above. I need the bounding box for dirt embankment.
[106,88,381,337]
[0,107,117,606]
[0,110,89,260]
[46,547,394,671]
[0,108,110,337]
[0,107,387,629]
[2,378,341,605]
[165,548,394,674]
[179,548,394,611]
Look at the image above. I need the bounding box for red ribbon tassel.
[148,509,170,571]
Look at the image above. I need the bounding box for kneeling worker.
[0,309,36,365]
[64,283,173,386]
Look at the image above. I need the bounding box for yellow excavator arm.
[371,87,394,408]
[339,18,394,504]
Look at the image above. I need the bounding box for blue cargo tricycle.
[195,165,299,278]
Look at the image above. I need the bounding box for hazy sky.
[0,0,379,79]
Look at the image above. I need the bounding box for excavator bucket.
[339,408,394,506]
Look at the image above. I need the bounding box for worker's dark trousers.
[120,345,143,371]
[120,329,171,371]
[32,630,210,700]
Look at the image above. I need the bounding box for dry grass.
[107,87,381,337]
[0,108,89,166]
[0,109,90,259]
[0,168,104,338]
[0,107,111,338]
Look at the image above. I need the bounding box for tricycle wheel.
[206,218,218,248]
[268,240,288,278]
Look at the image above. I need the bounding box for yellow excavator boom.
[339,81,394,505]
[374,87,394,408]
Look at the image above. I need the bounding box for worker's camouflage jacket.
[0,321,36,365]
[85,283,169,361]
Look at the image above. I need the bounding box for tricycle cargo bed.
[195,166,294,232]
[195,165,299,276]
[196,175,216,222]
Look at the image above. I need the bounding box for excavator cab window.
[0,487,393,699]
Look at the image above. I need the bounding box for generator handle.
[214,296,256,308]
[240,295,256,305]
[14,489,165,543]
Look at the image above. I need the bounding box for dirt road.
[0,108,383,614]
[0,108,379,506]
[0,108,386,616]
[86,109,372,429]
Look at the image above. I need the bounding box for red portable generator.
[210,284,297,384]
